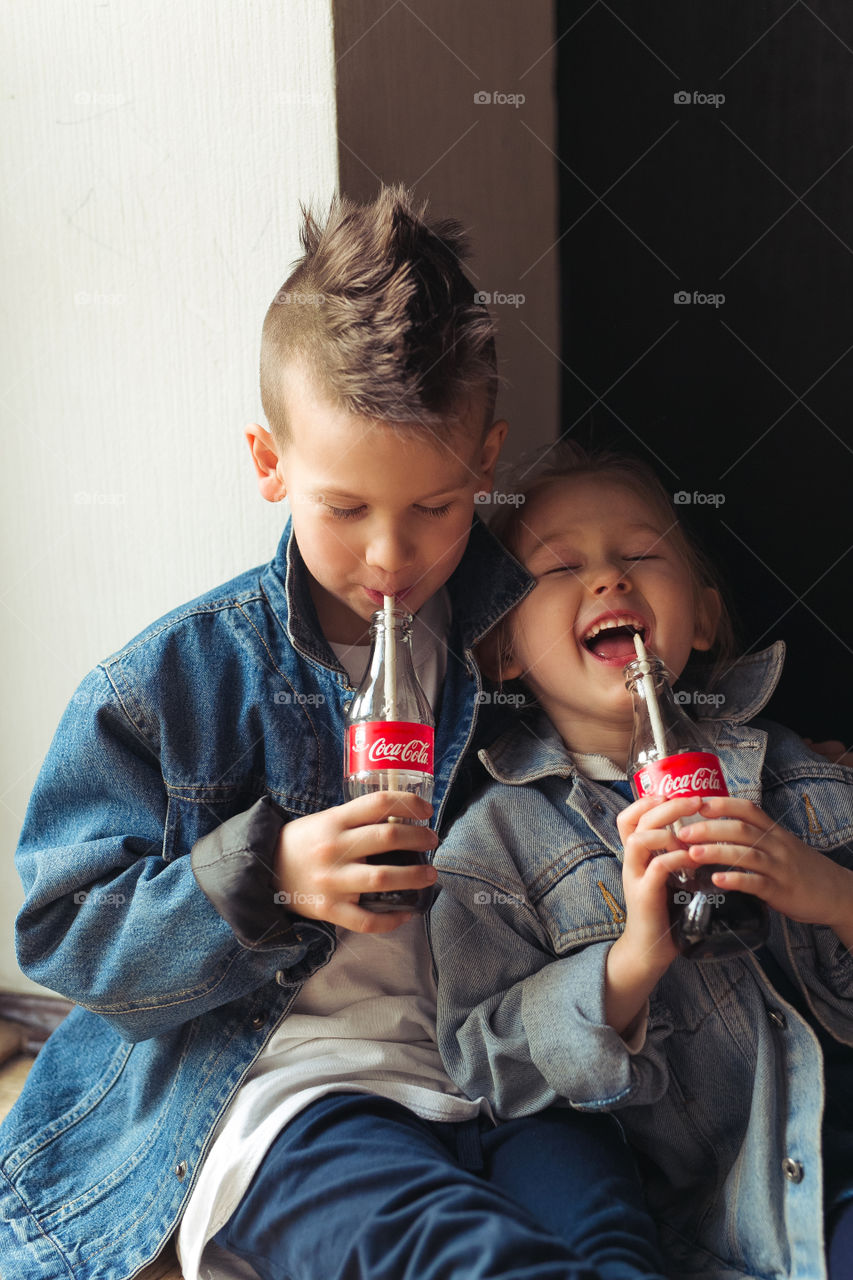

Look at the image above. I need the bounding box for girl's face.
[504,474,719,758]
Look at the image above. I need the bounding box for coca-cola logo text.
[634,752,729,800]
[346,721,435,776]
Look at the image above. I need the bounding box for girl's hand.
[678,796,853,939]
[802,738,853,768]
[605,796,704,1037]
[615,795,705,970]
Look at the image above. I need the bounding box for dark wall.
[557,0,853,740]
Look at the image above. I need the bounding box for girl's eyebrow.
[529,520,664,546]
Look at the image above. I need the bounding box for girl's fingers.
[693,796,772,828]
[687,842,766,873]
[676,818,766,848]
[709,869,770,899]
[632,796,715,833]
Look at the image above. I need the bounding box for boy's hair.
[260,185,498,444]
[485,441,737,686]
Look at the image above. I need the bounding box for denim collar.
[480,641,786,787]
[259,515,534,678]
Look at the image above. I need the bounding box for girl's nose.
[590,563,630,595]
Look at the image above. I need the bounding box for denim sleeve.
[14,665,332,1042]
[433,867,673,1119]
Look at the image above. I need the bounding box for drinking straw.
[633,633,667,759]
[384,595,400,798]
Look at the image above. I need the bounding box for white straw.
[383,595,399,798]
[633,633,667,758]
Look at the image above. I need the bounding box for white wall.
[0,1,338,992]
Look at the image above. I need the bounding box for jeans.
[213,1091,668,1280]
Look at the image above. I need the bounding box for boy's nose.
[364,529,414,575]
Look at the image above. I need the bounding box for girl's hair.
[485,441,737,687]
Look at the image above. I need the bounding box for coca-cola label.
[633,751,729,801]
[346,721,435,776]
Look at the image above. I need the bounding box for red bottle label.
[633,751,729,800]
[346,721,435,775]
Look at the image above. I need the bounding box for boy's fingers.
[333,821,439,865]
[343,790,435,825]
[336,860,438,895]
[330,903,415,934]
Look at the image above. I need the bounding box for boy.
[0,189,664,1280]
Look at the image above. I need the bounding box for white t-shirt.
[177,591,490,1280]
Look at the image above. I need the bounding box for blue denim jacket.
[0,516,531,1280]
[432,644,853,1280]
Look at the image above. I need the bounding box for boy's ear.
[245,424,287,503]
[692,587,721,652]
[477,419,508,491]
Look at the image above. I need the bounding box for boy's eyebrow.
[312,476,474,502]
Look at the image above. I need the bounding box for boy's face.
[248,362,506,644]
[503,475,717,757]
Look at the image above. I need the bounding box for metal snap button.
[251,1012,267,1030]
[782,1158,804,1183]
[768,1009,787,1029]
[175,1161,188,1181]
[343,701,352,713]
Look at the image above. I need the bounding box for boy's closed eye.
[325,501,455,520]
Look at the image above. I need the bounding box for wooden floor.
[0,1048,185,1279]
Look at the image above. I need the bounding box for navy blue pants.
[213,1091,668,1280]
[829,1198,853,1279]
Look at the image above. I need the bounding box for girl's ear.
[475,623,524,684]
[692,587,721,652]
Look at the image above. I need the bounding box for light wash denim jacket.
[432,644,853,1280]
[0,516,531,1280]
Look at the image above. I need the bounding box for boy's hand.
[273,792,439,934]
[679,796,853,944]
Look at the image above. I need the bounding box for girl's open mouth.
[581,616,647,664]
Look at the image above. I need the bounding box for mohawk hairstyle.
[260,185,497,443]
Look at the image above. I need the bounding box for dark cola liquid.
[359,850,435,914]
[667,865,769,959]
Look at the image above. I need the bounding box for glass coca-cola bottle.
[624,655,769,959]
[344,604,435,914]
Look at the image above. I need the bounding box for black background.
[557,0,853,739]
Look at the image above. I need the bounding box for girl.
[431,445,853,1280]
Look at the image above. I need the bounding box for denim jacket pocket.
[162,783,272,862]
[531,844,627,952]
